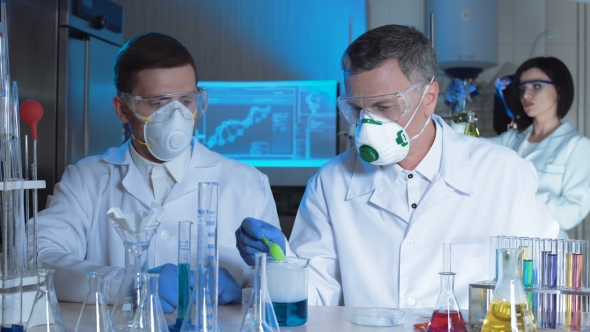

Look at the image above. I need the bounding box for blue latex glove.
[445,78,478,112]
[150,263,195,314]
[235,217,286,266]
[218,267,242,304]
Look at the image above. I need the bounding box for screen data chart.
[196,81,338,170]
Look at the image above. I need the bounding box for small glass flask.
[482,248,537,332]
[239,252,280,332]
[75,272,115,332]
[26,269,66,332]
[111,224,160,331]
[131,273,168,332]
[427,243,467,332]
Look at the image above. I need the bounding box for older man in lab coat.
[37,32,282,312]
[236,24,559,309]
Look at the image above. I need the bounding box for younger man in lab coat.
[37,32,284,313]
[236,25,559,309]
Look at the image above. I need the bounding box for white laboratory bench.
[58,302,430,331]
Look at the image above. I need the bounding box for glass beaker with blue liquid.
[266,257,309,326]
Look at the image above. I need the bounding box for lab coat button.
[407,174,414,179]
[407,297,416,305]
[160,199,165,204]
[161,231,169,239]
[408,239,415,246]
[411,203,417,209]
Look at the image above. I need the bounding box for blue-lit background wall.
[113,0,367,86]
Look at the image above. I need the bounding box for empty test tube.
[508,236,519,249]
[489,236,499,282]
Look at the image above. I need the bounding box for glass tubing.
[489,236,590,331]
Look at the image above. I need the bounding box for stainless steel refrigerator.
[7,0,125,209]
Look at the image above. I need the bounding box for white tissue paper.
[106,202,165,235]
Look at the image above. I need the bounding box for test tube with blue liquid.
[519,238,533,310]
[169,221,193,331]
[181,183,220,332]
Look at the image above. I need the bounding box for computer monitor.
[196,80,339,186]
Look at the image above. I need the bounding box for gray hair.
[341,25,437,84]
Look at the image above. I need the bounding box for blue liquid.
[272,299,307,326]
[178,263,191,319]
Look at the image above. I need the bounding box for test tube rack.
[469,281,590,331]
[0,179,46,323]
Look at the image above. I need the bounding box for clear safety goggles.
[337,81,425,124]
[516,80,555,98]
[121,88,208,123]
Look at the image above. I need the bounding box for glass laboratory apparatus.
[482,248,536,332]
[75,272,115,332]
[427,243,467,332]
[180,183,220,332]
[449,79,480,137]
[25,269,66,332]
[111,224,160,331]
[130,273,167,332]
[1,79,26,329]
[240,252,280,332]
[461,80,479,137]
[464,110,480,137]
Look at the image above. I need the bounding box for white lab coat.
[37,139,280,304]
[487,121,590,238]
[289,115,559,309]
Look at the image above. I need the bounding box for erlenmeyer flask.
[482,248,537,332]
[26,269,66,332]
[111,224,160,331]
[427,243,467,332]
[426,272,467,332]
[131,273,167,332]
[75,272,115,332]
[239,252,280,332]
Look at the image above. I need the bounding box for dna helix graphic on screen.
[205,105,271,149]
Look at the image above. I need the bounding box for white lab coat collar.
[346,115,473,201]
[513,121,576,157]
[128,143,191,184]
[414,119,442,182]
[101,138,220,207]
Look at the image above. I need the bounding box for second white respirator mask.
[354,78,433,165]
[143,100,195,161]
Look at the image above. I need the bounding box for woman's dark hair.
[114,32,197,95]
[513,56,574,123]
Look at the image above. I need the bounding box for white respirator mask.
[354,78,433,165]
[140,100,195,161]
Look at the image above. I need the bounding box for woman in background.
[488,56,590,239]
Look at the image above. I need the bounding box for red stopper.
[20,99,44,141]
